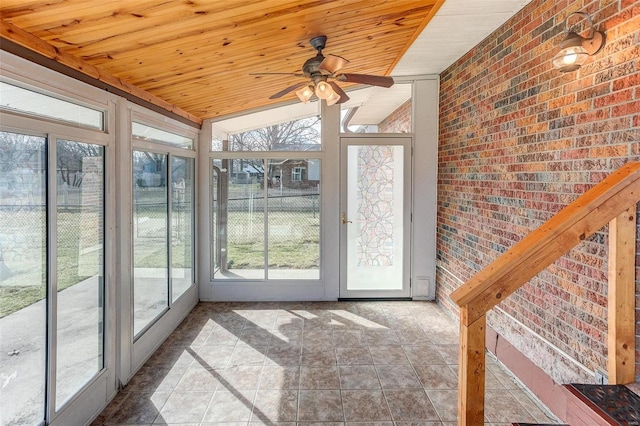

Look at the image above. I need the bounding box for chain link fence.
[213,184,321,271]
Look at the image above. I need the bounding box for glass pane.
[0,81,104,130]
[0,132,46,424]
[133,151,168,336]
[212,159,265,279]
[347,145,404,290]
[341,84,412,133]
[267,159,320,279]
[55,140,104,409]
[132,122,193,150]
[227,116,321,151]
[171,156,194,302]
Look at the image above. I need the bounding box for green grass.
[219,210,320,270]
[0,210,101,318]
[1,207,319,317]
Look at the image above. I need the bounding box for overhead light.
[552,12,605,72]
[325,91,341,106]
[315,80,335,100]
[296,85,314,103]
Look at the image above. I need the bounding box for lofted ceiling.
[0,0,441,124]
[1,0,533,128]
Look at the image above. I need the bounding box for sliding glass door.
[54,140,105,409]
[131,126,195,339]
[0,132,47,425]
[0,131,106,424]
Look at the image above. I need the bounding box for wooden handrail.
[450,162,640,425]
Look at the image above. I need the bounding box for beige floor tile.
[194,344,235,369]
[300,348,337,366]
[221,365,263,389]
[509,389,558,423]
[300,366,340,389]
[433,345,458,364]
[342,390,392,422]
[364,330,400,346]
[239,327,274,346]
[298,390,344,421]
[333,329,367,347]
[106,391,170,424]
[125,365,185,393]
[484,389,536,424]
[228,343,268,366]
[202,389,255,422]
[156,390,212,424]
[336,347,373,365]
[95,301,558,426]
[376,365,422,389]
[251,390,298,422]
[174,364,221,391]
[259,366,300,389]
[338,365,381,389]
[414,365,457,390]
[203,327,240,346]
[369,345,410,365]
[402,344,447,365]
[397,328,432,344]
[383,389,439,421]
[267,341,302,358]
[302,329,334,351]
[426,389,458,422]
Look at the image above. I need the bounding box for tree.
[56,141,101,187]
[230,116,321,151]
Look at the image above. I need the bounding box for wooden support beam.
[607,206,637,385]
[458,311,486,426]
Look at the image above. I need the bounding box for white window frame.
[0,50,117,426]
[119,104,199,380]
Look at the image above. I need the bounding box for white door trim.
[339,134,413,299]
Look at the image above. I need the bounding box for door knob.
[341,212,352,224]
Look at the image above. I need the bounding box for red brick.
[612,101,640,117]
[438,0,640,386]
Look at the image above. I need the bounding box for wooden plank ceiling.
[0,0,440,124]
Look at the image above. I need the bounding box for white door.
[339,136,412,298]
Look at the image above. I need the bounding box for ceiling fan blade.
[269,82,308,99]
[250,72,305,77]
[338,73,394,88]
[319,54,349,74]
[329,81,350,104]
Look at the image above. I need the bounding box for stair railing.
[450,162,640,425]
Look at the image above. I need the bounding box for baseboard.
[486,325,570,422]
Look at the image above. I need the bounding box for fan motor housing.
[302,54,325,78]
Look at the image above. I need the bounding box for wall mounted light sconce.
[552,12,605,72]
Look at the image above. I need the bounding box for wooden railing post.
[458,310,486,426]
[607,205,637,384]
[450,163,640,423]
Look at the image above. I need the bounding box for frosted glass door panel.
[346,145,404,291]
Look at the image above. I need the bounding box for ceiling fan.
[251,35,394,106]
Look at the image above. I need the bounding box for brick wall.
[378,99,412,133]
[436,0,639,384]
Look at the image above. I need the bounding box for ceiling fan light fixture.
[296,85,314,103]
[325,91,341,106]
[315,80,335,100]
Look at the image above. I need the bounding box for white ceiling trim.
[392,0,532,76]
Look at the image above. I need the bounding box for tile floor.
[93,301,559,425]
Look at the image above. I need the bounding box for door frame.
[339,134,413,299]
